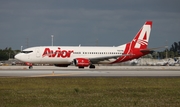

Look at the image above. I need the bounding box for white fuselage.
[15,45,126,64]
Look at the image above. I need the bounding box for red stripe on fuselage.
[111,42,131,63]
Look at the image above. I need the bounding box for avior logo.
[42,48,74,58]
[134,32,148,48]
[134,24,151,48]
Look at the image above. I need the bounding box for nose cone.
[15,54,21,61]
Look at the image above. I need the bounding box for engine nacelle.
[73,58,90,67]
[54,64,70,67]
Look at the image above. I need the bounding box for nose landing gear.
[25,62,33,69]
[29,66,33,69]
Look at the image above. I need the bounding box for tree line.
[0,48,20,61]
[152,41,180,59]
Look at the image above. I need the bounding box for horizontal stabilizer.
[140,46,166,52]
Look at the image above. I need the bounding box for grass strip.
[0,77,180,107]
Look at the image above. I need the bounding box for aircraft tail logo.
[132,21,152,49]
[113,21,153,63]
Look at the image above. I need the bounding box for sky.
[0,0,180,50]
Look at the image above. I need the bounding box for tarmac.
[1,65,180,70]
[0,66,180,77]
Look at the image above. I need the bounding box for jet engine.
[73,58,90,68]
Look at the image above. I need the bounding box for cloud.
[0,0,180,49]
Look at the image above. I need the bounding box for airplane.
[129,59,139,65]
[168,58,179,66]
[156,59,169,66]
[15,21,152,69]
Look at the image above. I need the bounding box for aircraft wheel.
[89,64,95,69]
[78,66,84,69]
[29,66,33,69]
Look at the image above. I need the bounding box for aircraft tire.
[89,64,95,69]
[29,66,33,69]
[78,66,84,69]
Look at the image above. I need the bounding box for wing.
[89,54,131,63]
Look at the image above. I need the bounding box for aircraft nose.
[15,54,21,60]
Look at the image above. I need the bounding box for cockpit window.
[21,51,33,54]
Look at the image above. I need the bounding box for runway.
[0,66,180,77]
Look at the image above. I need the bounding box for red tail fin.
[113,21,153,63]
[131,21,152,49]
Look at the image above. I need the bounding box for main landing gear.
[89,64,95,69]
[29,66,33,69]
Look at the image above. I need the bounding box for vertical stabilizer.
[132,21,152,49]
[114,21,152,63]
